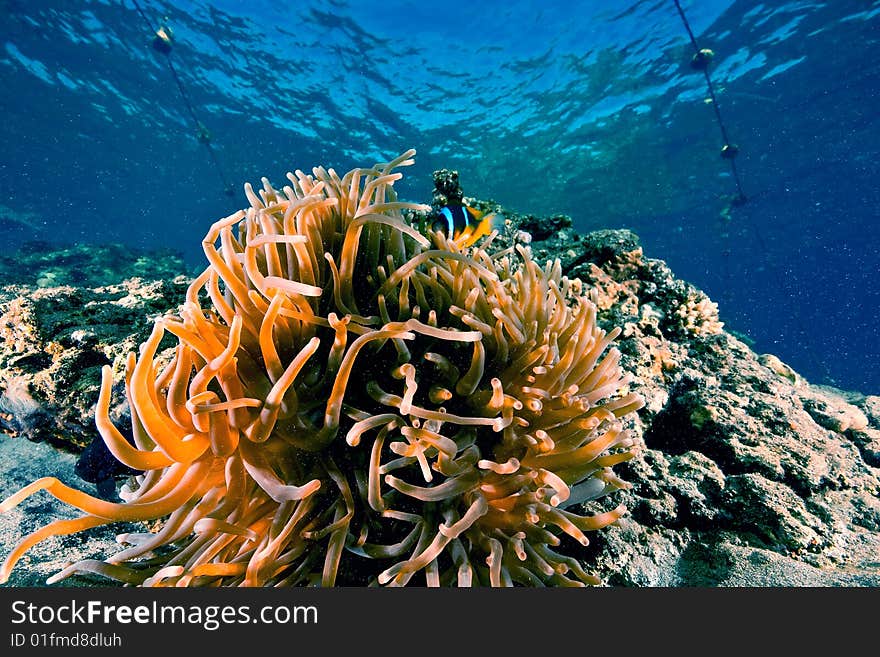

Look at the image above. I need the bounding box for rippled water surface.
[1,0,878,391]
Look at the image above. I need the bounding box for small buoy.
[690,48,714,70]
[152,24,173,54]
[196,123,212,144]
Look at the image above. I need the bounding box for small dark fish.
[430,204,502,247]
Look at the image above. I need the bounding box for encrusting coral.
[674,294,724,337]
[0,150,643,587]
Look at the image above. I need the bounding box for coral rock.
[2,200,879,588]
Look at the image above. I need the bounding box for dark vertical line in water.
[204,141,232,193]
[672,0,747,204]
[673,0,700,51]
[671,2,839,386]
[163,57,198,125]
[126,0,233,196]
[129,0,155,32]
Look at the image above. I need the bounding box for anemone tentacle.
[0,150,642,587]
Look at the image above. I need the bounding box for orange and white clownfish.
[430,204,502,248]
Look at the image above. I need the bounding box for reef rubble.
[0,218,877,587]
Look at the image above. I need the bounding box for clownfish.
[430,204,502,248]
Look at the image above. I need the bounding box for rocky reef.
[0,212,877,586]
[0,241,191,289]
[0,242,191,500]
[536,225,880,586]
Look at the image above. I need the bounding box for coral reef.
[0,278,189,450]
[0,241,190,288]
[0,240,191,457]
[1,164,878,587]
[518,221,880,585]
[0,151,642,587]
[429,168,464,207]
[671,295,723,337]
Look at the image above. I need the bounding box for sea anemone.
[0,150,643,587]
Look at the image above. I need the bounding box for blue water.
[1,0,878,393]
